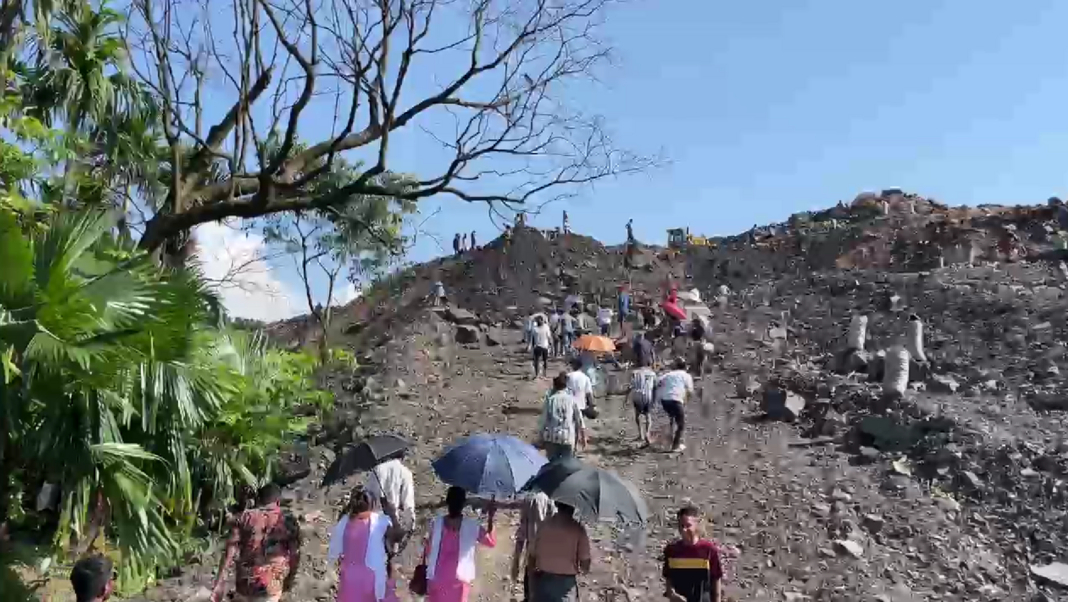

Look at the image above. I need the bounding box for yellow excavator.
[667,228,716,250]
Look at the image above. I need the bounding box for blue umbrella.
[432,434,547,497]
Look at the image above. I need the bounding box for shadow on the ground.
[501,405,542,416]
[0,548,48,602]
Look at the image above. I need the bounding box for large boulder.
[455,325,480,344]
[273,443,312,487]
[444,305,479,326]
[762,386,806,421]
[485,328,504,347]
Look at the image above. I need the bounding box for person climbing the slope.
[662,506,723,602]
[596,306,613,337]
[431,281,447,307]
[558,310,577,356]
[538,372,587,459]
[629,361,657,446]
[531,315,552,378]
[618,285,631,330]
[422,487,497,602]
[548,308,562,357]
[689,316,707,376]
[656,358,694,453]
[210,484,302,602]
[565,356,595,417]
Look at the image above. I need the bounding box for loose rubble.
[141,190,1068,602]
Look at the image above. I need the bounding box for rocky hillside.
[227,190,1068,602]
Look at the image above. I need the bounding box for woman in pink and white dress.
[328,486,404,602]
[422,486,497,602]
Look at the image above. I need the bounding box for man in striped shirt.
[538,373,587,460]
[629,364,657,446]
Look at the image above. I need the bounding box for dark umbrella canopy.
[522,457,648,524]
[321,434,411,487]
[432,433,546,497]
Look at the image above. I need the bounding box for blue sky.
[201,0,1068,319]
[405,0,1068,252]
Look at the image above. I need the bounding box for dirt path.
[137,319,993,602]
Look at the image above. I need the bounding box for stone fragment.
[444,305,479,325]
[927,373,960,394]
[1031,562,1068,588]
[455,325,480,344]
[834,539,864,558]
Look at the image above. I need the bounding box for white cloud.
[193,220,303,322]
[332,281,361,307]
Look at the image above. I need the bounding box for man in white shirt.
[656,358,695,453]
[596,307,613,336]
[365,455,416,534]
[566,357,595,415]
[548,309,562,357]
[531,315,552,378]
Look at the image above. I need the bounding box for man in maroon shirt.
[662,506,722,602]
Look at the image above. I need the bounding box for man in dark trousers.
[663,506,723,602]
[210,484,302,602]
[452,232,461,256]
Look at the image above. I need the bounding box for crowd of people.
[451,231,479,255]
[68,221,724,602]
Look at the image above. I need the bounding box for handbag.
[410,563,428,596]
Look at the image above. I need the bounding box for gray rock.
[1031,562,1068,588]
[959,470,984,489]
[763,387,806,421]
[444,305,480,325]
[935,496,961,513]
[455,325,480,344]
[735,375,761,398]
[834,539,864,558]
[927,373,960,394]
[862,513,885,534]
[485,328,503,347]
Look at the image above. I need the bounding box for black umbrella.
[522,457,648,524]
[321,434,411,487]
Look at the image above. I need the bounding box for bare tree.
[125,0,648,254]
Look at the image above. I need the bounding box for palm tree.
[0,206,330,580]
[0,208,213,570]
[24,1,145,133]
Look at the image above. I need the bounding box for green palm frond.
[0,210,35,308]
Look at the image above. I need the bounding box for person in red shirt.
[211,484,302,602]
[662,506,722,602]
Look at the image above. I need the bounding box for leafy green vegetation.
[0,205,334,588]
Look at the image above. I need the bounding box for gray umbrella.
[321,434,411,488]
[522,457,648,524]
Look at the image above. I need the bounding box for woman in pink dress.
[422,486,497,602]
[328,486,404,602]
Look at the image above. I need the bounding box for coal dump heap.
[212,190,1068,602]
